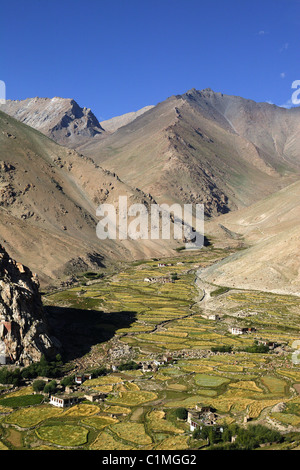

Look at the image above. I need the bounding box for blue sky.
[1,0,299,120]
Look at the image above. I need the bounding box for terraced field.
[1,247,300,449]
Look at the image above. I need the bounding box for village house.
[84,392,107,402]
[65,386,76,394]
[230,327,256,335]
[187,404,220,432]
[195,404,214,413]
[75,373,92,385]
[50,394,80,408]
[208,314,220,321]
[231,327,244,335]
[153,359,165,366]
[257,339,268,346]
[162,355,173,363]
[257,340,279,349]
[141,363,152,372]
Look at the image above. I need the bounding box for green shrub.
[194,424,284,450]
[243,343,269,354]
[0,367,21,386]
[117,361,139,371]
[89,367,108,378]
[211,345,232,353]
[60,375,75,388]
[43,380,57,394]
[174,407,188,420]
[33,380,46,392]
[210,287,229,297]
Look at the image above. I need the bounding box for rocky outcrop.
[0,245,60,365]
[0,97,105,148]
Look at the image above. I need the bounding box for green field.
[1,247,300,449]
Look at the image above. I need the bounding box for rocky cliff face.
[0,245,60,365]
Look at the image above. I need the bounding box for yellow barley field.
[5,405,63,428]
[109,391,158,406]
[229,381,263,393]
[110,422,152,446]
[63,404,100,417]
[147,410,184,434]
[81,415,118,430]
[90,431,134,450]
[155,435,189,450]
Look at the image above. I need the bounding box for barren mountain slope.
[0,97,105,148]
[196,89,300,168]
[79,89,300,217]
[100,105,155,132]
[0,111,178,285]
[201,180,300,295]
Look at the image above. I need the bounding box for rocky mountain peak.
[0,97,105,148]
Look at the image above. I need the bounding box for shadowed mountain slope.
[0,111,178,285]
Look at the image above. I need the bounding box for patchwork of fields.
[1,247,300,450]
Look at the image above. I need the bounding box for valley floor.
[1,245,300,450]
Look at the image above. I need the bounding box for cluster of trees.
[117,361,139,371]
[0,367,23,387]
[211,345,232,353]
[211,342,269,355]
[193,424,283,450]
[89,366,108,378]
[242,342,269,354]
[0,354,63,386]
[32,365,108,394]
[0,354,110,392]
[174,407,188,420]
[33,379,57,394]
[21,354,64,379]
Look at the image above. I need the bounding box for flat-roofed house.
[84,392,107,402]
[231,327,244,335]
[50,395,80,408]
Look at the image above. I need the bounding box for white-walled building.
[50,395,80,408]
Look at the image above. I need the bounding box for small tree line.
[193,423,284,450]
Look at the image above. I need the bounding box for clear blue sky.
[1,0,299,120]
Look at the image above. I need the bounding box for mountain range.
[0,97,105,148]
[0,109,177,285]
[1,88,300,293]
